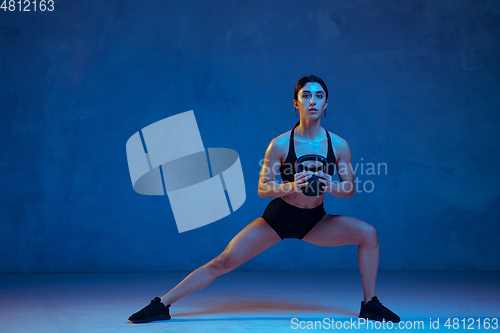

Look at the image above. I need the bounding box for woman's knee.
[208,253,237,274]
[361,224,378,246]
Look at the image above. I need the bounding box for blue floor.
[1,271,499,332]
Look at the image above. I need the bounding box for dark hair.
[293,75,328,128]
[294,75,328,101]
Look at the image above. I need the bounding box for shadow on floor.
[173,299,358,318]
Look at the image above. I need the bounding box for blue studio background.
[1,0,499,273]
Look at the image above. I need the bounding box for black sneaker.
[359,296,400,322]
[128,297,171,323]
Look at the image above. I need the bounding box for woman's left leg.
[301,214,379,303]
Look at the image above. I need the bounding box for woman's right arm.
[257,138,311,198]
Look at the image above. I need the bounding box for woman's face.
[294,82,328,119]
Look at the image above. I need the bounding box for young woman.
[128,75,400,323]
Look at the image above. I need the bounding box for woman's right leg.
[160,217,281,305]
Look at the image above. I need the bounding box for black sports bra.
[279,124,337,183]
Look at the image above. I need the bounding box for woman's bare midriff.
[281,190,325,209]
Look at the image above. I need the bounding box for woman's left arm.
[316,139,355,198]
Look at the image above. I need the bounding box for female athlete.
[128,75,400,323]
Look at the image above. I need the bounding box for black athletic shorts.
[262,197,326,239]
